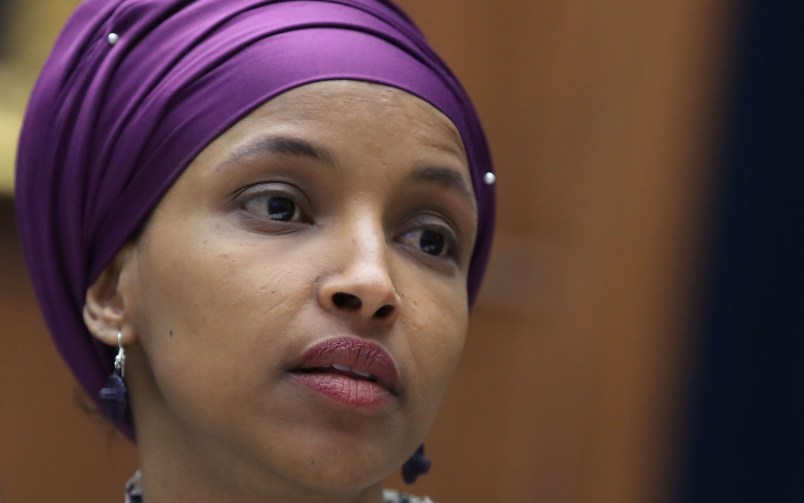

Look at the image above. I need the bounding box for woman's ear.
[83,245,137,347]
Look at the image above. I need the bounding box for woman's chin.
[280,442,405,492]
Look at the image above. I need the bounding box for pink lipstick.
[289,337,398,408]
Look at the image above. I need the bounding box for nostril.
[332,292,362,311]
[373,304,394,319]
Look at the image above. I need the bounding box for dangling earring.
[99,330,128,421]
[401,444,431,484]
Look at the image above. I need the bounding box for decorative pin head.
[483,171,496,186]
[107,32,119,45]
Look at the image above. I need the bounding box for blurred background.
[1,0,802,502]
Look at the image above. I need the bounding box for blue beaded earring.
[402,444,431,484]
[98,330,128,421]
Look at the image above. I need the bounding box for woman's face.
[115,81,477,497]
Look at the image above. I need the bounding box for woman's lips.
[289,337,399,408]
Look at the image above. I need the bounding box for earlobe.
[83,246,137,347]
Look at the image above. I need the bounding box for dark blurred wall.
[679,1,804,502]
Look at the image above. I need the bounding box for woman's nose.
[318,232,401,323]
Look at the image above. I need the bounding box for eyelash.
[233,184,461,264]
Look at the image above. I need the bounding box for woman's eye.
[265,196,298,221]
[401,228,451,257]
[418,229,446,256]
[241,192,306,223]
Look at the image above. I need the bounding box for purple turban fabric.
[15,0,495,436]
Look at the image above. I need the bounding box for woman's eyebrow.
[410,166,476,210]
[218,135,336,170]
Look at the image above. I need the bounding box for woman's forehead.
[233,81,467,160]
[192,81,472,191]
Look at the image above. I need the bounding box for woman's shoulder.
[383,489,436,503]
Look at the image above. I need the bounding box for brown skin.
[83,81,477,503]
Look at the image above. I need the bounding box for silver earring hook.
[114,330,126,379]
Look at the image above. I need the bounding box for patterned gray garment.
[125,471,435,503]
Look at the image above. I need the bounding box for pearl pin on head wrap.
[15,0,495,441]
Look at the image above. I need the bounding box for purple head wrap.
[15,0,495,440]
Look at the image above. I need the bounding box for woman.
[15,1,495,502]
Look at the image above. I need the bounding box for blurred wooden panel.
[0,0,735,502]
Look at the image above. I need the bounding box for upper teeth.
[331,364,373,379]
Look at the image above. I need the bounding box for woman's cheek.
[404,280,468,403]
